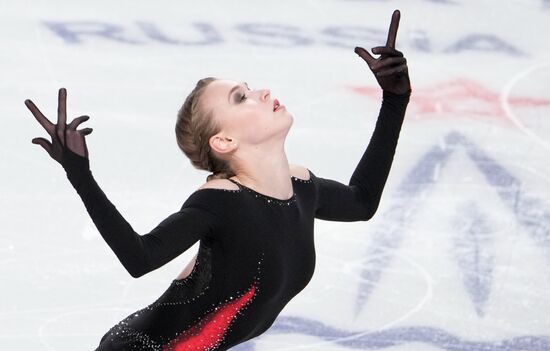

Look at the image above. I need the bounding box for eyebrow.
[227,82,249,102]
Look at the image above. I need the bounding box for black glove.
[25,87,93,174]
[354,9,411,95]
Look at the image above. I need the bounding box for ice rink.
[2,0,550,350]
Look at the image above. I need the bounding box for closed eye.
[237,84,251,103]
[229,81,252,104]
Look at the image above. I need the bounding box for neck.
[230,142,293,200]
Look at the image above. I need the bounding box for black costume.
[60,89,411,350]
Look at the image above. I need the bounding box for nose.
[260,89,270,102]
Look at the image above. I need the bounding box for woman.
[25,9,411,351]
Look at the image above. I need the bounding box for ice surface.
[2,0,550,350]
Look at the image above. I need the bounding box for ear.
[209,134,238,155]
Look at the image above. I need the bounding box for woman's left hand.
[354,9,411,95]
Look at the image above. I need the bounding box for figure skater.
[24,9,411,351]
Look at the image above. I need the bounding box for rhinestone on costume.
[160,252,265,350]
[98,252,266,350]
[228,177,301,206]
[291,175,313,183]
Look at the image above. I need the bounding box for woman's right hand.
[25,88,93,165]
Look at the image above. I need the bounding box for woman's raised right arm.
[25,88,217,278]
[62,148,216,278]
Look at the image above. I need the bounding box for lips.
[273,99,280,112]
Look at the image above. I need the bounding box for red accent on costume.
[163,281,257,350]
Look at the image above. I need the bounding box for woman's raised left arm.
[313,9,412,221]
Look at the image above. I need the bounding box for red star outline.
[347,78,550,127]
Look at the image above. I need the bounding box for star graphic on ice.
[347,78,550,127]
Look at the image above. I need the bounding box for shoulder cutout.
[290,164,311,181]
[197,178,240,191]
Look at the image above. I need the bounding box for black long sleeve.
[312,88,411,221]
[61,148,218,278]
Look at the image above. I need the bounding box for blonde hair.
[175,77,236,182]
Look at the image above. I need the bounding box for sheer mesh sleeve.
[61,148,218,278]
[312,89,411,222]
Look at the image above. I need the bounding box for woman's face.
[199,79,293,150]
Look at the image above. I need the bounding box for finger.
[371,46,403,57]
[24,99,55,136]
[67,115,90,130]
[371,57,406,73]
[31,137,53,155]
[57,88,67,126]
[354,46,376,66]
[386,9,400,48]
[78,128,93,135]
[376,63,408,77]
[56,88,67,143]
